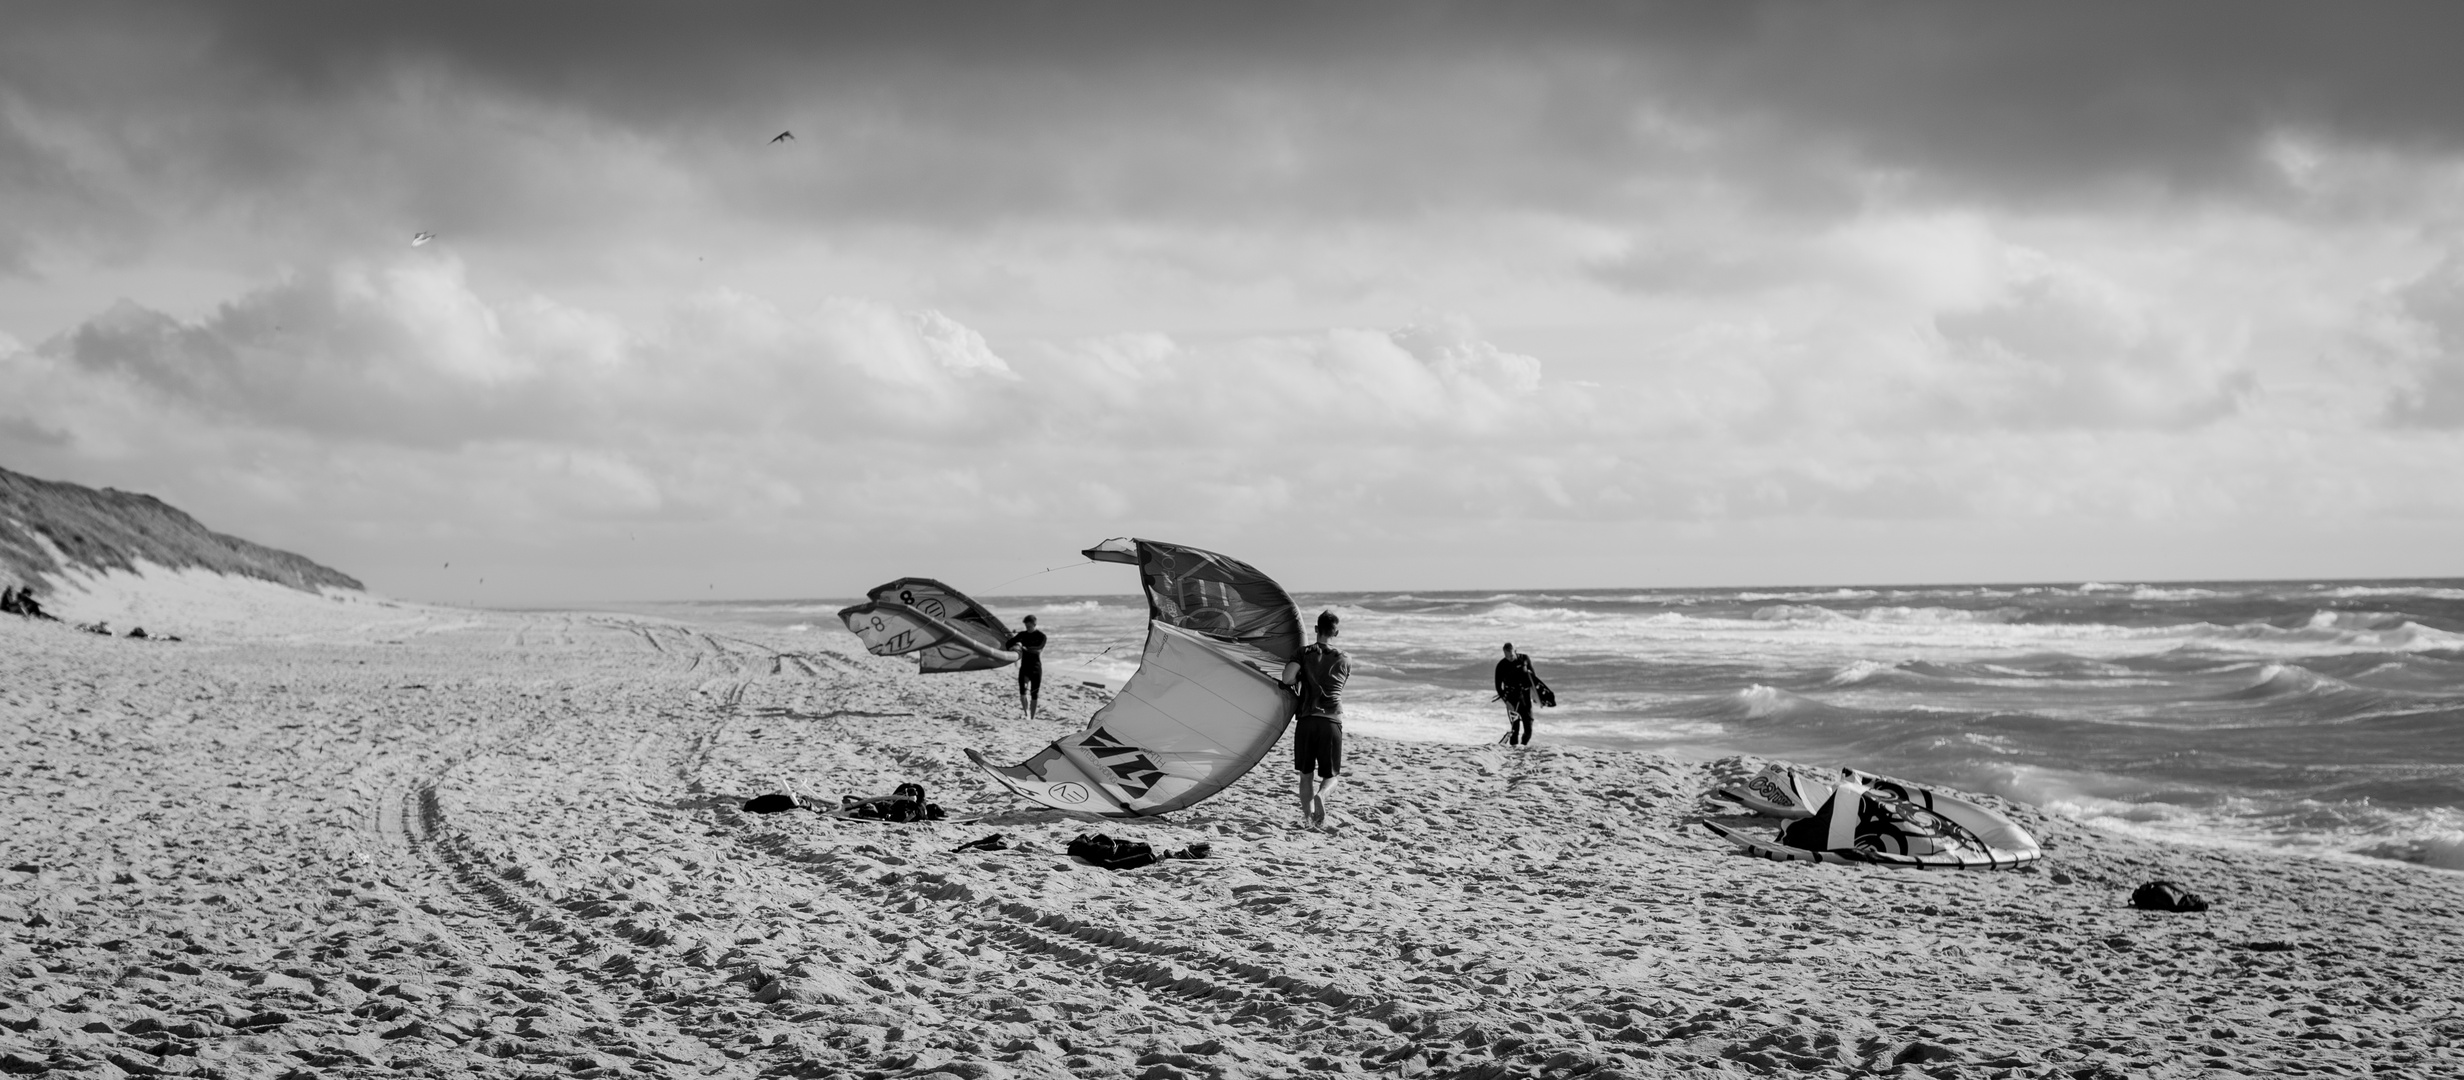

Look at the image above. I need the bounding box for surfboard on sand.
[1706,767,2041,870]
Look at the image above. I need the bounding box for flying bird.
[770,131,793,143]
[411,231,436,246]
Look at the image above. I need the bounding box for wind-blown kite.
[967,538,1301,818]
[838,578,1017,673]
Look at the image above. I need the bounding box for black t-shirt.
[1293,643,1351,720]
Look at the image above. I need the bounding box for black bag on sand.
[953,833,1009,853]
[1068,833,1211,871]
[1069,833,1159,870]
[743,794,800,814]
[839,782,945,822]
[2131,880,2211,912]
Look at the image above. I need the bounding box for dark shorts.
[1294,715,1342,778]
[1017,655,1042,690]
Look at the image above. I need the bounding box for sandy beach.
[6,584,2463,1080]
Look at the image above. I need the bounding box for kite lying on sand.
[838,578,1017,673]
[967,537,1301,818]
[1705,767,2042,869]
[1715,763,1835,818]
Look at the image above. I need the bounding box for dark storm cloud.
[11,1,2464,244]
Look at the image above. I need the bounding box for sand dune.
[4,592,2461,1079]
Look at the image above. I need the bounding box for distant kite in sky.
[771,131,793,143]
[411,231,435,246]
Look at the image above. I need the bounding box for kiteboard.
[1705,767,2041,869]
[820,810,990,826]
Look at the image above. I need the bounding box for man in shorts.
[1005,614,1048,720]
[1284,610,1350,830]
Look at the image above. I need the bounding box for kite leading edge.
[837,577,1018,673]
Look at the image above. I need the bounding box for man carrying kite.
[1005,614,1048,720]
[1284,610,1350,830]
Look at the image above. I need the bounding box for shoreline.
[610,582,2464,883]
[6,595,2462,1078]
[1501,729,2464,881]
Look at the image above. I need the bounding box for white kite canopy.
[1704,767,2043,869]
[837,577,1017,673]
[967,538,1302,818]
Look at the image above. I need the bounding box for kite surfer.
[1005,614,1048,720]
[1494,642,1545,746]
[1285,610,1351,831]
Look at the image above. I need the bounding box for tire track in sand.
[346,638,774,1076]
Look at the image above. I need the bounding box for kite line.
[984,559,1097,593]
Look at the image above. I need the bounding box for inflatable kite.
[1715,764,1836,818]
[838,578,1018,673]
[1705,767,2041,869]
[966,538,1302,818]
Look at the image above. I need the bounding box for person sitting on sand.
[0,585,18,615]
[1005,614,1049,721]
[1283,610,1351,831]
[1495,642,1544,746]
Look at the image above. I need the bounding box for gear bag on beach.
[2130,880,2210,912]
[742,794,800,814]
[837,782,945,822]
[1067,833,1211,871]
[1069,833,1160,870]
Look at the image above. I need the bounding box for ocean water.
[658,579,2464,873]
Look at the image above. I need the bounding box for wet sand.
[4,584,2462,1079]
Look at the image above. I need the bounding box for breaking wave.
[1752,604,2026,625]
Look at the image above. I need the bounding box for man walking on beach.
[1495,642,1541,746]
[1285,610,1350,831]
[1006,614,1048,721]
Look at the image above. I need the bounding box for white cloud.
[0,264,1578,561]
[2382,247,2464,426]
[1922,253,2255,429]
[5,244,2462,597]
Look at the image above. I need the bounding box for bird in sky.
[411,231,435,246]
[770,131,793,143]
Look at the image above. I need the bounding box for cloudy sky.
[6,2,2464,602]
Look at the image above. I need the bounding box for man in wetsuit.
[1005,614,1048,720]
[1283,610,1351,831]
[1495,642,1540,746]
